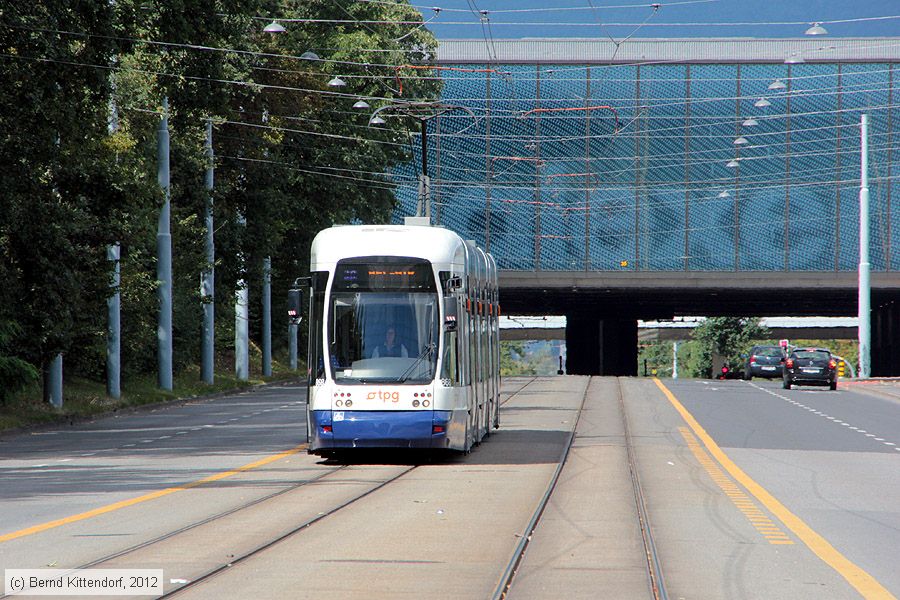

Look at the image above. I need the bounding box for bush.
[0,321,38,404]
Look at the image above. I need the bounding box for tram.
[304,222,500,455]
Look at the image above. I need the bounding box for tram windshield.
[328,259,439,384]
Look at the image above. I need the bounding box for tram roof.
[310,224,470,269]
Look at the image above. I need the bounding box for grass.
[0,359,303,433]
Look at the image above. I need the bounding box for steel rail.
[491,377,590,599]
[617,378,669,600]
[159,465,418,598]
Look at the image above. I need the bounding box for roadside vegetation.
[500,341,563,376]
[638,316,859,379]
[0,346,303,433]
[0,2,438,425]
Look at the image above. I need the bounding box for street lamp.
[367,101,478,220]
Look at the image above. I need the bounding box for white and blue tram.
[305,223,500,455]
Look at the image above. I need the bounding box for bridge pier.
[872,300,899,376]
[565,314,637,376]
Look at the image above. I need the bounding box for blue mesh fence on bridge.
[391,61,897,272]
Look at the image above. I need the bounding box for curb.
[837,379,900,403]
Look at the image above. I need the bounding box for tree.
[0,1,442,396]
[690,317,769,378]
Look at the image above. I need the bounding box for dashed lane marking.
[0,443,308,544]
[654,379,896,600]
[747,382,899,452]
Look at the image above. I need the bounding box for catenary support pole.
[107,91,121,399]
[262,256,272,377]
[672,341,679,379]
[235,211,249,381]
[201,119,215,385]
[289,321,298,370]
[157,97,173,391]
[858,114,871,379]
[107,244,121,399]
[48,355,63,408]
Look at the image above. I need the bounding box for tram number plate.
[333,412,345,421]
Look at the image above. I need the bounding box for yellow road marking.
[678,427,793,545]
[0,443,308,543]
[656,379,896,600]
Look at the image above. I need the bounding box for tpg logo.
[367,390,400,402]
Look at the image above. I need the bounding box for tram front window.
[328,260,438,384]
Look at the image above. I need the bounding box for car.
[743,345,785,380]
[783,347,838,391]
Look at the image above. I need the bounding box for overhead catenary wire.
[6,20,898,226]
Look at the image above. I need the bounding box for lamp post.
[367,101,477,220]
[859,114,871,379]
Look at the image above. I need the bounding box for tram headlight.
[345,399,352,407]
[412,399,420,407]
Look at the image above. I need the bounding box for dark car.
[744,345,784,380]
[783,348,838,391]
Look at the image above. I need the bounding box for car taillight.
[785,358,794,368]
[750,355,757,363]
[828,359,837,369]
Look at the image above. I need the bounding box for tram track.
[492,377,669,600]
[73,465,350,571]
[491,376,591,599]
[2,376,552,599]
[158,377,543,596]
[158,464,419,598]
[617,378,669,600]
[159,377,543,597]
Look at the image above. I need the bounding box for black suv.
[743,345,784,380]
[783,348,838,391]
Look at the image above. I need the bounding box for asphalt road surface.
[1,377,897,599]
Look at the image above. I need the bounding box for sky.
[413,0,900,39]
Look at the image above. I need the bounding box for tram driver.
[371,326,409,358]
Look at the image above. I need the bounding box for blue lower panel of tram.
[310,410,453,450]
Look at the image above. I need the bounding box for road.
[0,377,897,599]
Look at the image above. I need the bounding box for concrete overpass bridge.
[389,38,900,375]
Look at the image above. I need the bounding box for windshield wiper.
[394,343,436,384]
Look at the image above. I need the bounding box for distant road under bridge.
[498,271,900,376]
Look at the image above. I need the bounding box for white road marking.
[745,381,893,451]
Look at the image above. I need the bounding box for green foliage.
[638,341,675,377]
[690,317,769,378]
[0,321,38,404]
[500,341,562,376]
[0,2,441,404]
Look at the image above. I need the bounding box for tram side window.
[308,271,328,384]
[441,330,459,385]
